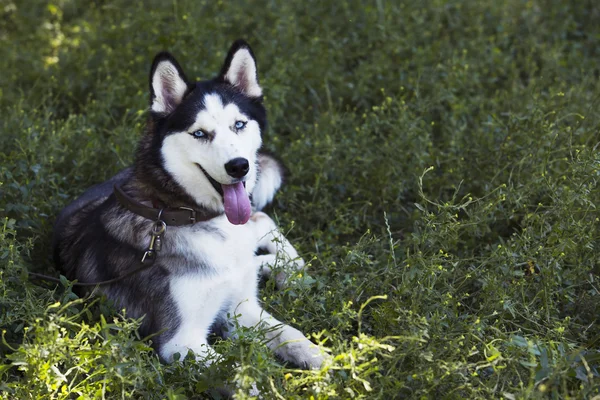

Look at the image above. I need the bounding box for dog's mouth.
[196,163,225,196]
[196,163,251,225]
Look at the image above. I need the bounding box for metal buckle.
[178,207,196,224]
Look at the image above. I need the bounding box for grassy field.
[1,0,599,398]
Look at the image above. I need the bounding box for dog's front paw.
[280,339,325,369]
[275,255,305,289]
[287,255,305,271]
[256,254,304,289]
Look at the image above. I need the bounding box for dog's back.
[52,168,132,271]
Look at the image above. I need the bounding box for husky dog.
[53,40,324,372]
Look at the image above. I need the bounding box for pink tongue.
[222,182,252,225]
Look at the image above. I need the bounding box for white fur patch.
[151,61,188,113]
[160,219,258,362]
[224,49,262,98]
[252,154,283,210]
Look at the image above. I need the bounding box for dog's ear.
[149,52,190,114]
[219,40,262,98]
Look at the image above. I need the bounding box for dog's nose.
[224,157,249,179]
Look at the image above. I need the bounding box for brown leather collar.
[113,185,220,226]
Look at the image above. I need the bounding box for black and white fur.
[53,40,323,374]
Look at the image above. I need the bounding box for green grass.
[1,0,599,398]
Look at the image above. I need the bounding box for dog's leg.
[252,212,304,263]
[254,254,287,288]
[251,212,305,286]
[233,298,324,369]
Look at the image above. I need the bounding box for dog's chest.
[186,220,256,269]
[167,219,258,320]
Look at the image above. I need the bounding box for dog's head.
[144,40,280,225]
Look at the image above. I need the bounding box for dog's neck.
[113,184,220,226]
[128,167,221,215]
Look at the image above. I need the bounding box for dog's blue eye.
[234,121,247,130]
[192,130,206,138]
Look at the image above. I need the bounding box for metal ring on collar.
[152,220,167,235]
